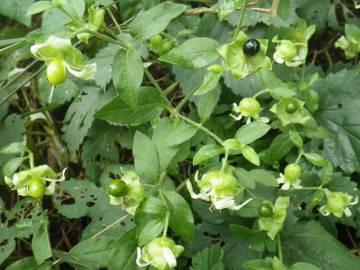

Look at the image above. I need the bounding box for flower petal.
[213,197,236,210]
[136,247,150,267]
[319,205,330,216]
[162,247,177,268]
[344,207,352,217]
[186,181,210,200]
[63,62,97,80]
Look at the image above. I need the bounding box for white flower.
[319,189,358,218]
[136,237,183,270]
[187,170,252,211]
[276,172,302,190]
[30,36,96,81]
[277,163,302,190]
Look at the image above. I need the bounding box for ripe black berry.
[243,39,261,56]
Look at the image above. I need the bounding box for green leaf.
[32,222,52,265]
[289,131,303,149]
[27,1,53,16]
[0,0,34,27]
[3,157,25,177]
[54,179,133,240]
[0,239,15,266]
[160,38,220,69]
[129,2,186,40]
[277,0,291,20]
[313,70,360,173]
[250,169,278,187]
[163,191,195,241]
[194,72,222,96]
[133,131,160,183]
[134,197,167,245]
[92,44,119,88]
[95,87,165,126]
[290,262,321,270]
[262,134,293,164]
[0,142,26,154]
[0,114,25,180]
[196,87,221,122]
[5,257,51,270]
[152,118,197,146]
[235,122,271,145]
[304,153,328,167]
[242,258,272,270]
[62,88,113,154]
[69,236,115,269]
[109,229,138,270]
[58,0,85,19]
[269,86,296,99]
[283,221,360,270]
[112,48,144,107]
[233,168,256,189]
[223,139,243,153]
[193,144,224,165]
[242,145,260,166]
[152,119,197,173]
[190,245,224,270]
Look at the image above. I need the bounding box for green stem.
[91,214,129,239]
[295,151,303,164]
[175,84,200,113]
[176,113,224,145]
[277,234,283,264]
[162,211,170,238]
[253,89,270,98]
[87,29,130,49]
[106,6,122,33]
[288,187,322,191]
[163,82,178,96]
[1,60,38,89]
[145,69,224,146]
[234,0,249,38]
[0,65,45,106]
[28,151,35,168]
[221,150,229,172]
[324,48,333,67]
[144,68,174,110]
[175,180,187,192]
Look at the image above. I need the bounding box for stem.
[176,113,224,145]
[163,82,178,96]
[221,150,229,172]
[295,151,303,163]
[277,234,283,264]
[253,89,270,98]
[106,6,122,33]
[0,65,45,106]
[288,187,322,191]
[144,68,174,110]
[175,180,187,192]
[324,48,333,67]
[28,151,35,168]
[271,0,281,15]
[175,83,201,112]
[1,60,38,89]
[87,29,130,49]
[145,68,224,145]
[162,211,170,238]
[234,0,249,38]
[91,214,129,239]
